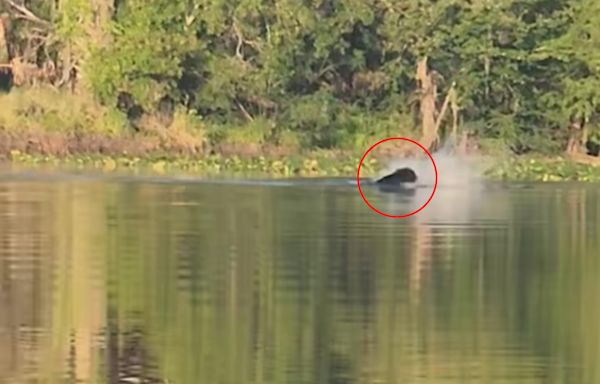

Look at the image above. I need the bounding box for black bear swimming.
[371,167,418,194]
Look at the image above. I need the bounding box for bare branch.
[1,0,50,27]
[232,21,244,61]
[231,18,262,61]
[184,3,199,28]
[433,81,456,135]
[236,100,254,122]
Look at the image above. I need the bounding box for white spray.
[374,139,506,223]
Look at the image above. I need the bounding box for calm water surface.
[0,172,599,384]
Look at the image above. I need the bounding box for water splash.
[379,138,484,188]
[375,139,500,222]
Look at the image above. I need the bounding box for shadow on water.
[0,173,599,383]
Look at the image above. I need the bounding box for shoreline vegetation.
[5,153,600,182]
[2,117,600,182]
[0,87,599,181]
[1,1,600,182]
[5,147,600,182]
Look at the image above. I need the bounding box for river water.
[0,171,599,384]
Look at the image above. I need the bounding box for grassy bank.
[1,88,600,182]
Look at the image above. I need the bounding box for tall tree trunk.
[566,117,586,155]
[450,86,459,141]
[433,82,456,139]
[58,43,74,87]
[0,13,12,91]
[56,0,114,92]
[0,13,11,63]
[416,56,438,151]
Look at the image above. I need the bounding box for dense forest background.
[0,0,599,157]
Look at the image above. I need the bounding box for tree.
[531,0,600,154]
[85,0,199,104]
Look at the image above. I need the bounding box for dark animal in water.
[373,167,418,194]
[375,167,417,185]
[116,91,144,132]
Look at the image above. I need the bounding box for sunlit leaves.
[86,0,198,103]
[6,0,600,153]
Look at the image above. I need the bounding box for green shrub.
[0,87,123,134]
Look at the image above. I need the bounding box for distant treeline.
[0,0,599,155]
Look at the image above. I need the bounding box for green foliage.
[0,87,122,134]
[486,156,600,181]
[220,118,274,146]
[9,148,600,183]
[85,0,199,104]
[4,0,600,156]
[7,150,377,178]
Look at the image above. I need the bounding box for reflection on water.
[0,175,599,384]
